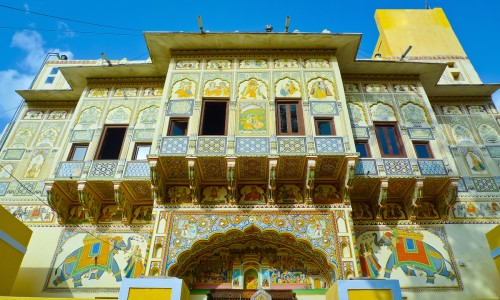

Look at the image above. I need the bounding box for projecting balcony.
[46,159,152,225]
[153,135,356,206]
[351,158,458,222]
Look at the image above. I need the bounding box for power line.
[0,164,150,267]
[0,26,142,37]
[0,3,143,32]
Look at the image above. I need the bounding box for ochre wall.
[0,206,31,296]
[486,225,500,278]
[374,8,466,57]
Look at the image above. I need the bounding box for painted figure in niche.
[465,148,487,175]
[51,233,147,288]
[143,87,163,96]
[304,59,329,68]
[114,88,137,97]
[232,269,241,287]
[276,78,300,98]
[277,185,303,203]
[10,129,32,147]
[274,59,299,68]
[357,232,381,278]
[307,219,326,239]
[261,269,271,289]
[364,83,388,93]
[25,110,43,119]
[99,205,121,223]
[383,203,405,220]
[167,186,192,203]
[0,164,14,178]
[239,79,267,100]
[347,103,368,126]
[240,59,267,69]
[207,60,231,69]
[244,269,259,289]
[88,88,108,97]
[178,219,196,239]
[393,84,418,93]
[478,124,500,144]
[442,106,462,115]
[36,128,58,147]
[239,185,266,204]
[67,206,91,224]
[201,186,228,203]
[344,83,359,93]
[402,103,428,125]
[174,80,195,99]
[137,106,159,127]
[313,185,340,203]
[375,230,456,284]
[352,203,373,220]
[76,107,101,128]
[203,79,230,97]
[417,202,439,219]
[239,103,266,134]
[132,206,153,223]
[308,78,335,100]
[106,106,132,124]
[467,105,486,114]
[25,153,44,178]
[371,103,396,121]
[452,124,475,145]
[176,60,199,69]
[48,110,67,120]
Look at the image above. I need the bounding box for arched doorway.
[167,226,337,290]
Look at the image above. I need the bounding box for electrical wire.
[0,26,142,37]
[0,4,143,32]
[0,164,149,267]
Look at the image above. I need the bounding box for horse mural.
[53,235,134,287]
[376,230,456,284]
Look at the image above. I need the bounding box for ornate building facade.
[0,8,499,300]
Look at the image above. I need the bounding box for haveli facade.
[0,8,499,300]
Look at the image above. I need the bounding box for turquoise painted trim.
[337,279,403,300]
[491,246,500,259]
[0,229,26,254]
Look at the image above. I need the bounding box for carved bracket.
[438,179,459,220]
[305,157,317,204]
[113,181,133,224]
[46,181,72,224]
[226,158,237,204]
[77,181,103,224]
[406,179,424,221]
[188,158,199,204]
[267,159,278,204]
[375,179,388,221]
[343,158,357,205]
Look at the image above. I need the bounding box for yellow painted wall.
[486,225,500,278]
[128,288,172,300]
[0,206,32,296]
[374,8,466,57]
[348,289,393,300]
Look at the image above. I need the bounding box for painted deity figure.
[240,79,266,99]
[175,81,194,98]
[465,149,486,174]
[309,80,332,99]
[279,80,298,97]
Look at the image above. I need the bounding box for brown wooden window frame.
[354,140,371,158]
[95,125,128,160]
[199,100,229,136]
[314,118,335,136]
[374,122,407,158]
[132,143,152,160]
[68,144,88,161]
[276,101,305,136]
[413,141,434,159]
[168,118,189,136]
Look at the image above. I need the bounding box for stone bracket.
[438,179,459,220]
[113,181,133,224]
[406,179,424,221]
[305,157,317,204]
[77,181,103,224]
[46,181,72,224]
[188,158,199,203]
[375,179,388,221]
[267,159,278,204]
[343,157,357,205]
[227,157,237,204]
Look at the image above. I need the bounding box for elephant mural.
[376,230,456,284]
[53,235,133,287]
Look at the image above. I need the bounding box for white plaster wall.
[402,224,500,300]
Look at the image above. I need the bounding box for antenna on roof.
[399,46,412,62]
[197,16,204,34]
[285,16,290,33]
[101,52,112,66]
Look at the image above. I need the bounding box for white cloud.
[57,22,76,39]
[0,30,73,123]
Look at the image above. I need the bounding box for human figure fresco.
[175,81,194,98]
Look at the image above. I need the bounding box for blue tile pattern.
[15,181,37,196]
[124,162,150,177]
[160,137,189,155]
[309,101,339,116]
[314,137,344,153]
[417,160,447,175]
[457,178,467,192]
[277,137,307,154]
[166,100,194,116]
[235,137,270,154]
[473,177,498,192]
[57,162,84,178]
[197,137,227,155]
[486,146,500,158]
[89,161,118,177]
[354,160,378,175]
[0,182,9,196]
[383,159,413,175]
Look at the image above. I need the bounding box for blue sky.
[0,0,499,132]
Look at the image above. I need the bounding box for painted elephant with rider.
[53,235,133,287]
[376,230,456,284]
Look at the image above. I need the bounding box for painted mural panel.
[87,88,109,98]
[48,110,68,120]
[45,228,151,291]
[304,59,329,68]
[274,59,299,68]
[460,147,488,175]
[105,105,132,124]
[201,186,228,204]
[238,185,266,204]
[276,184,303,204]
[307,78,336,100]
[75,106,103,129]
[238,102,267,135]
[166,186,192,204]
[170,79,196,99]
[275,78,301,98]
[238,79,268,100]
[113,88,137,97]
[175,60,199,70]
[207,59,232,70]
[5,205,55,223]
[24,149,48,178]
[239,59,267,69]
[203,79,230,98]
[312,185,340,203]
[453,201,500,219]
[355,226,461,290]
[143,87,163,97]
